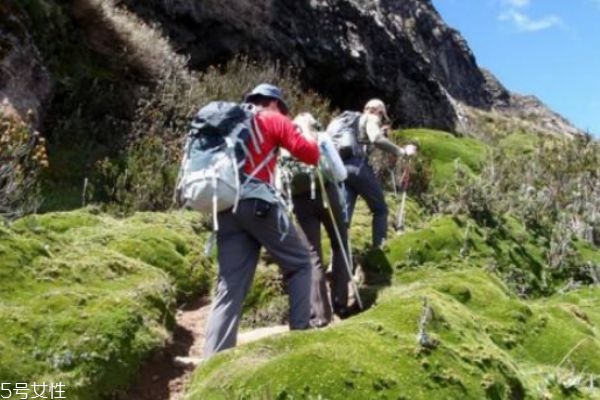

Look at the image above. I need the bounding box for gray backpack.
[175,101,275,230]
[326,111,364,160]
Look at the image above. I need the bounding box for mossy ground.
[186,268,600,399]
[184,129,600,399]
[0,209,212,399]
[9,0,599,396]
[3,126,600,399]
[397,129,488,187]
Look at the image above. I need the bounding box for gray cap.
[244,83,289,114]
[364,98,390,123]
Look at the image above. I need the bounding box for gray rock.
[0,2,51,127]
[508,93,586,137]
[1,0,583,136]
[122,0,582,135]
[122,0,499,131]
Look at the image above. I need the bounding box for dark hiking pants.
[293,182,351,324]
[203,199,313,357]
[344,156,388,248]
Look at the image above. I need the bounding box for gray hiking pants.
[293,182,350,324]
[344,157,388,248]
[203,199,313,358]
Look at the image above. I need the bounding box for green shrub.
[0,112,48,219]
[95,55,334,213]
[0,209,213,398]
[94,135,179,213]
[420,133,600,295]
[185,269,600,399]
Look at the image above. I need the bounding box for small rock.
[174,356,203,369]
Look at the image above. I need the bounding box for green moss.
[185,271,513,399]
[520,289,600,369]
[397,129,488,187]
[386,215,465,266]
[0,209,214,399]
[381,214,551,296]
[186,269,600,399]
[105,226,211,299]
[0,252,172,397]
[575,241,600,265]
[0,225,50,294]
[498,132,539,154]
[13,209,102,234]
[241,264,288,328]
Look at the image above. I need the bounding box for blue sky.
[431,0,600,136]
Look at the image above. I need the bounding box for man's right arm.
[270,113,319,165]
[364,114,415,157]
[363,114,403,156]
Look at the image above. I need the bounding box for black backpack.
[326,111,364,160]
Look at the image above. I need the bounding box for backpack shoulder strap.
[357,113,369,144]
[244,147,277,183]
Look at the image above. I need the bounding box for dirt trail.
[121,277,360,400]
[121,296,210,400]
[122,297,289,400]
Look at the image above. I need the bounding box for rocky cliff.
[0,0,583,136]
[121,0,486,131]
[118,0,581,136]
[0,2,51,127]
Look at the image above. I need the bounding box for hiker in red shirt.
[203,84,320,358]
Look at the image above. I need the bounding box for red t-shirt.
[244,110,319,183]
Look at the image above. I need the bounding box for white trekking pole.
[395,163,411,233]
[389,155,398,198]
[316,170,363,310]
[336,181,356,285]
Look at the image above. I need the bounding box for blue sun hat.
[245,83,290,115]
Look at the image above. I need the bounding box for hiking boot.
[309,318,330,329]
[333,304,358,320]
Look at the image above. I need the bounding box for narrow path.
[121,297,290,400]
[121,274,366,400]
[121,297,211,400]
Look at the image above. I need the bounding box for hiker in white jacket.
[344,99,417,248]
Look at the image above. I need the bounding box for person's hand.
[381,124,391,137]
[306,130,318,142]
[293,123,318,142]
[403,144,417,156]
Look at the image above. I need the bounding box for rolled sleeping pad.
[318,135,348,182]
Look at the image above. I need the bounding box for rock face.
[2,0,583,135]
[122,0,583,135]
[507,93,585,138]
[0,2,51,127]
[123,0,501,131]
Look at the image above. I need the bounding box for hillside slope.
[3,128,598,399]
[183,129,600,399]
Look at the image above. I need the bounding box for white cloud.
[497,0,565,33]
[503,0,530,8]
[499,9,563,32]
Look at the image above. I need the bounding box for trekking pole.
[316,170,363,310]
[336,181,356,284]
[390,167,398,198]
[337,181,356,286]
[389,155,398,198]
[396,186,407,232]
[395,162,411,233]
